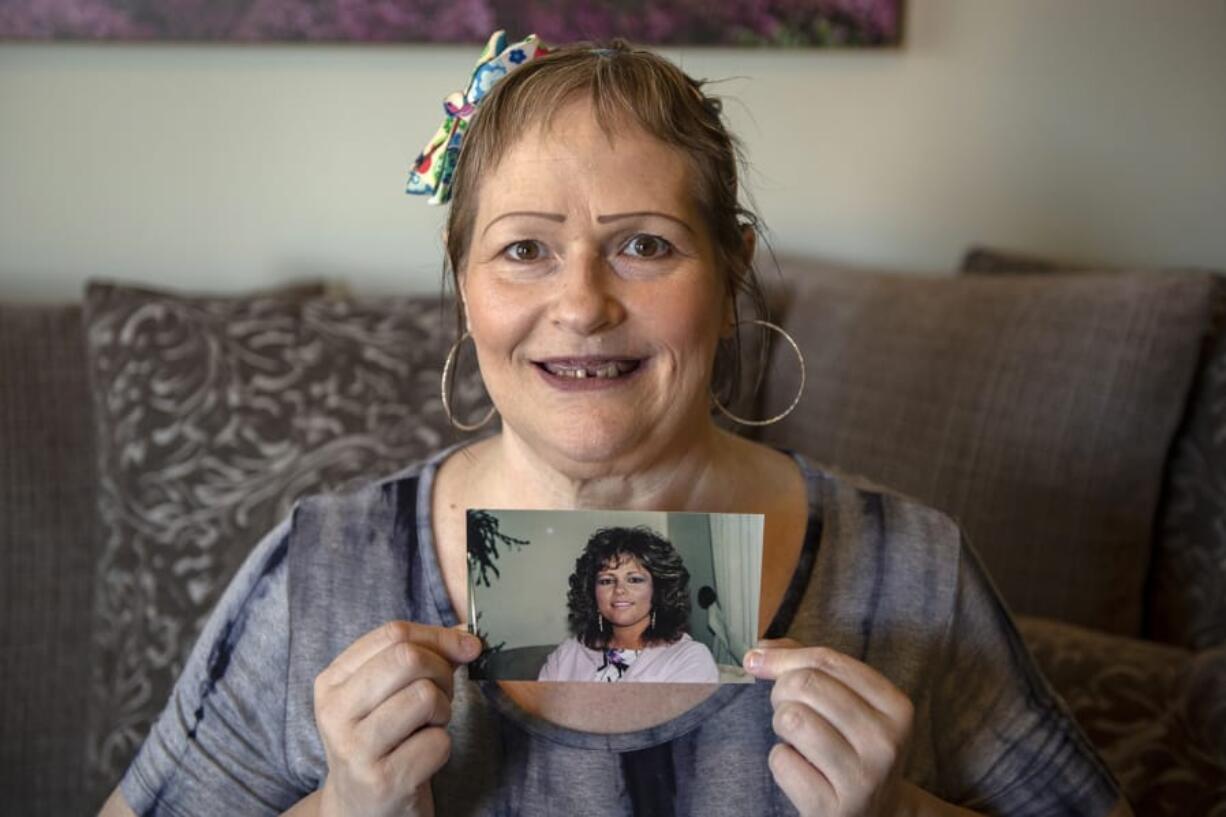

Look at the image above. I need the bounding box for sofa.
[2,250,1224,816]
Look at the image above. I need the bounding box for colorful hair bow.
[405,30,549,205]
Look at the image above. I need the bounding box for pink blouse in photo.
[536,634,720,683]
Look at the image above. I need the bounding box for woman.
[101,35,1131,817]
[537,526,720,683]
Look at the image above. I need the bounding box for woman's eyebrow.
[481,210,565,237]
[597,211,694,235]
[481,210,694,237]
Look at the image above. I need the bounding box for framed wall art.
[0,0,902,47]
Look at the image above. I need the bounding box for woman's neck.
[467,422,746,512]
[607,619,649,651]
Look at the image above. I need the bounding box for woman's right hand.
[313,621,482,817]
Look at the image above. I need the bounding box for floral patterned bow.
[405,30,549,205]
[599,648,634,681]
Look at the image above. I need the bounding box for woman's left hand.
[744,639,915,817]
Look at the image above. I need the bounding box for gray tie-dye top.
[120,449,1121,816]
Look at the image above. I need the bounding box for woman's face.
[459,97,731,470]
[594,555,654,628]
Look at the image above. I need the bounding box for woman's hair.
[445,39,769,405]
[567,525,693,649]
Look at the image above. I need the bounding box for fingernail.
[745,650,764,670]
[460,633,482,657]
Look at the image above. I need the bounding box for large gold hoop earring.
[440,331,497,432]
[711,319,805,427]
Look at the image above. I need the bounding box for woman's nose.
[550,251,626,335]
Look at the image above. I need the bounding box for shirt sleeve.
[931,535,1122,816]
[119,517,309,816]
[537,641,566,681]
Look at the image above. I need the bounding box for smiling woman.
[100,33,1131,817]
[537,526,720,683]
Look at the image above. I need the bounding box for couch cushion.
[0,303,97,816]
[1152,325,1226,649]
[760,264,1214,636]
[1018,616,1226,816]
[963,247,1226,650]
[960,245,1069,275]
[82,281,481,800]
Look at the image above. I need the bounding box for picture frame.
[0,0,903,47]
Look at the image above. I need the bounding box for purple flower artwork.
[0,0,902,46]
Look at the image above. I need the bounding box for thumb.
[742,643,823,680]
[449,625,483,665]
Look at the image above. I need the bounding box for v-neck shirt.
[120,447,1121,817]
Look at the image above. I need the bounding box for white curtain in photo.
[707,514,763,664]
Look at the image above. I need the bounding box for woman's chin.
[496,384,711,471]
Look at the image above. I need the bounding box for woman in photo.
[537,526,720,683]
[101,33,1130,817]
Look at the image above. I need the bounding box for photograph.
[466,509,763,683]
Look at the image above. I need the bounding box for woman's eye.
[503,240,544,262]
[597,577,613,586]
[628,575,646,584]
[623,234,671,259]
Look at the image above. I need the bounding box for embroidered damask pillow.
[1018,617,1226,816]
[82,282,484,799]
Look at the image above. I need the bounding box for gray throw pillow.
[963,248,1226,650]
[761,264,1214,637]
[0,304,97,816]
[82,282,482,801]
[1017,617,1226,815]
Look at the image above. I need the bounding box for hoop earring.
[650,610,656,630]
[711,320,805,427]
[440,331,497,432]
[598,616,604,634]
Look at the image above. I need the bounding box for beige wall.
[2,0,1224,302]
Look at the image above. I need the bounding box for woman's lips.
[533,357,645,391]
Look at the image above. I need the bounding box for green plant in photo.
[467,509,530,588]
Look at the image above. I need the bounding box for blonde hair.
[445,39,768,405]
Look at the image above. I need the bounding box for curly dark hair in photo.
[567,526,693,649]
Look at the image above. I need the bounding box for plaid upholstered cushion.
[962,247,1226,649]
[81,282,482,802]
[0,303,97,816]
[761,263,1214,636]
